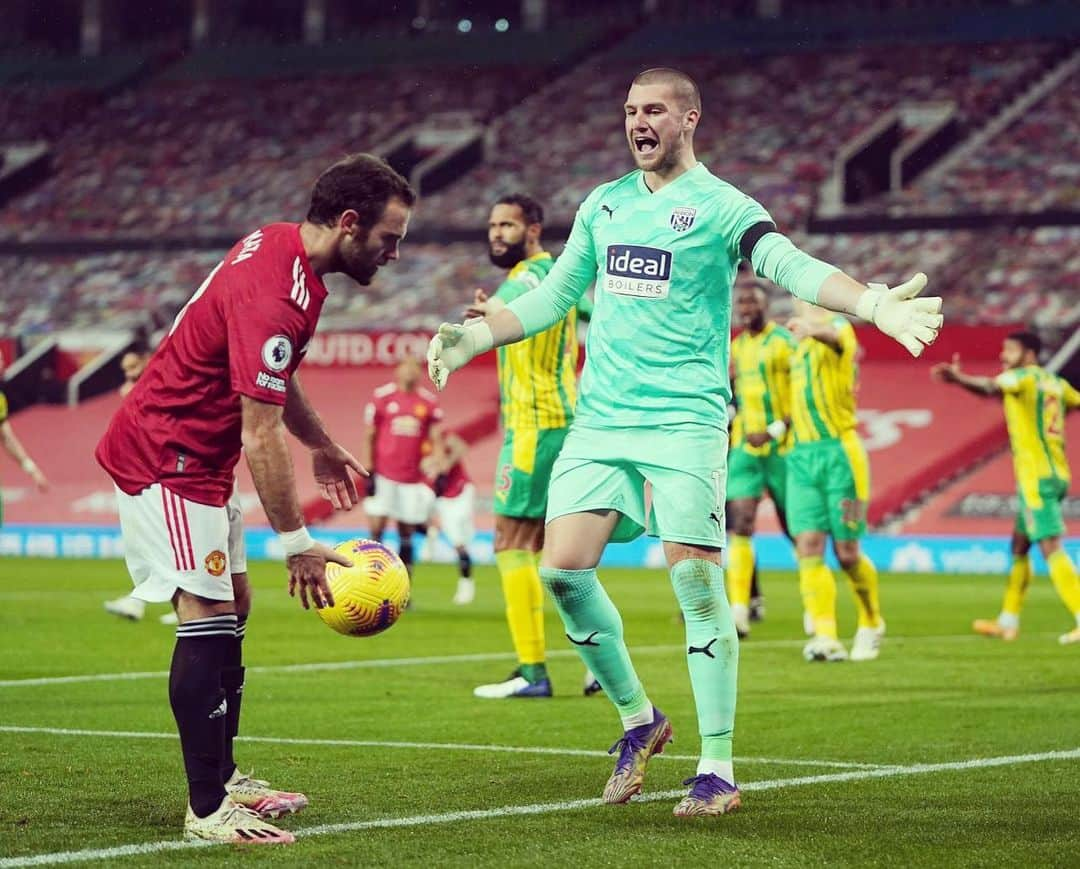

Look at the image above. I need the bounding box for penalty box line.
[0,724,886,770]
[1,746,1077,868]
[0,632,1034,689]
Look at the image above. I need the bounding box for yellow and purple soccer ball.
[317,539,411,637]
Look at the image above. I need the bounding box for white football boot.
[850,621,886,662]
[802,635,849,662]
[183,796,294,844]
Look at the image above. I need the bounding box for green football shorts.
[1014,476,1067,542]
[726,445,788,507]
[493,426,569,519]
[546,422,728,547]
[786,433,869,541]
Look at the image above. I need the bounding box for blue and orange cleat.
[602,707,673,804]
[673,773,742,817]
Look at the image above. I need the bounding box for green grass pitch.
[1,556,1079,867]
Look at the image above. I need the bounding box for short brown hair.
[306,153,416,229]
[495,193,544,226]
[632,67,701,113]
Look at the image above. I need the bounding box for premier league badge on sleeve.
[670,206,697,232]
[261,335,293,372]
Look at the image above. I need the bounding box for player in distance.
[420,430,477,604]
[428,68,942,816]
[464,193,597,699]
[0,348,49,518]
[726,283,796,638]
[786,301,885,663]
[96,153,414,845]
[932,332,1080,645]
[360,355,444,578]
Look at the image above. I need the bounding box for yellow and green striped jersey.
[789,316,859,443]
[730,322,796,455]
[495,252,579,430]
[995,366,1079,490]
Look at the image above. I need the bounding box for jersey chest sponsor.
[603,244,672,299]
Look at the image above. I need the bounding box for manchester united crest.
[205,550,227,577]
[670,206,697,232]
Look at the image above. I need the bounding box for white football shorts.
[115,483,247,603]
[434,483,476,548]
[363,474,436,526]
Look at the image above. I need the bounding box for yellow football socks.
[1001,555,1032,618]
[496,549,546,667]
[727,535,754,608]
[1047,550,1080,617]
[798,556,838,639]
[842,554,882,629]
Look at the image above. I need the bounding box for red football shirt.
[364,384,443,484]
[96,223,328,506]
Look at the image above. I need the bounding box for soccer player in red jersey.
[360,355,444,577]
[421,430,477,604]
[96,154,415,845]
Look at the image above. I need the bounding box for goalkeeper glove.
[854,272,943,357]
[426,319,494,391]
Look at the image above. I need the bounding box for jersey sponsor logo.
[290,256,310,310]
[604,244,672,299]
[204,550,227,577]
[261,335,293,372]
[255,371,287,393]
[670,206,697,232]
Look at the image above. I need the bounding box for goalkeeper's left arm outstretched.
[428,215,944,391]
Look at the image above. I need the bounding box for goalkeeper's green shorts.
[546,421,728,547]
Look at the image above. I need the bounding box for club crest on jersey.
[261,335,293,372]
[204,550,227,577]
[604,244,672,299]
[669,206,697,232]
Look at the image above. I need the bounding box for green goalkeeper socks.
[670,559,739,765]
[540,567,650,723]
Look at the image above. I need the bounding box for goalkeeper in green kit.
[427,68,942,816]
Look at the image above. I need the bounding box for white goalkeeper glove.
[854,272,943,358]
[426,319,494,391]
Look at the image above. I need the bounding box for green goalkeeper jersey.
[506,163,773,429]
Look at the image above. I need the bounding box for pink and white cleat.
[225,769,309,819]
[183,796,295,844]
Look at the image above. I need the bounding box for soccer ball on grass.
[317,539,410,637]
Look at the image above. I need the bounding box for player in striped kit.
[726,284,796,638]
[933,332,1080,644]
[466,193,595,698]
[787,301,884,663]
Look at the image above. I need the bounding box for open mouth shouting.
[633,134,659,156]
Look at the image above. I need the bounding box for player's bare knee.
[795,533,825,559]
[1038,536,1062,559]
[727,499,756,537]
[1011,532,1032,557]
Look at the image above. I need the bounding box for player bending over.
[97,154,415,844]
[428,68,941,815]
[933,332,1080,645]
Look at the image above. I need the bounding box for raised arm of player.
[748,229,942,357]
[930,353,1001,397]
[427,200,597,390]
[241,396,350,609]
[283,373,366,510]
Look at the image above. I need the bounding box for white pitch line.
[0,632,1026,689]
[0,725,887,770]
[2,747,1076,868]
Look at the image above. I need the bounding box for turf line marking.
[0,725,884,769]
[3,747,1076,868]
[0,632,1025,689]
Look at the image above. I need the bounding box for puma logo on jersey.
[688,638,717,658]
[601,205,616,219]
